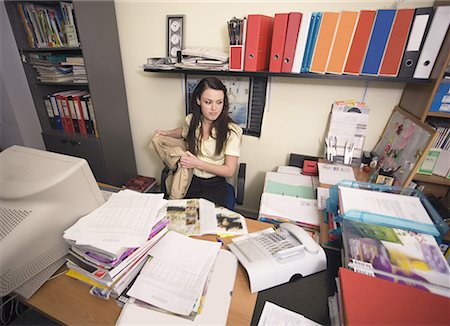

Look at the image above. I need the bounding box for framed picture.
[184,75,250,129]
[375,175,395,186]
[167,15,184,60]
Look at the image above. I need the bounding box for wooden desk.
[23,219,270,325]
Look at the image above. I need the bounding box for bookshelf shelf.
[414,173,450,187]
[36,81,89,86]
[22,47,82,52]
[5,0,136,186]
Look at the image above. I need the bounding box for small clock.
[167,15,184,60]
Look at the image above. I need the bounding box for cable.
[0,294,17,325]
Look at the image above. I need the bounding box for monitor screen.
[0,145,105,298]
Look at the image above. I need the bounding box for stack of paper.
[258,193,321,232]
[63,190,168,298]
[338,186,439,236]
[318,162,356,185]
[116,250,237,325]
[127,231,221,317]
[258,171,320,237]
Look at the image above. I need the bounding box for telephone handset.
[228,223,327,293]
[279,223,321,255]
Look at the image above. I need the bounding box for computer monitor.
[0,145,105,299]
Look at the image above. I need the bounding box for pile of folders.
[237,6,449,79]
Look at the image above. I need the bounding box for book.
[123,175,157,193]
[429,77,450,113]
[417,148,440,175]
[341,219,450,295]
[165,198,248,236]
[338,267,450,325]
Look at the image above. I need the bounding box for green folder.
[264,180,315,199]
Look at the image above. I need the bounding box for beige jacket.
[149,134,192,199]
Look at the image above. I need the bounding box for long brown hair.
[186,77,236,156]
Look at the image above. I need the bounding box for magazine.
[166,199,248,236]
[342,219,450,296]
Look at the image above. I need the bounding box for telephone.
[228,223,327,293]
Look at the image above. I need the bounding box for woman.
[157,77,243,206]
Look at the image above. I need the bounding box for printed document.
[64,190,166,249]
[339,187,433,225]
[318,163,356,185]
[127,231,221,316]
[257,301,321,326]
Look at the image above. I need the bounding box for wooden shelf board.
[427,111,450,118]
[414,173,450,186]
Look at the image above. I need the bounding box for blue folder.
[301,12,322,73]
[361,9,396,75]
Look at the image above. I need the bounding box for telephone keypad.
[254,231,296,256]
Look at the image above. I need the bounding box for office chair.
[160,163,246,210]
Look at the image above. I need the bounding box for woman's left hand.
[180,151,201,169]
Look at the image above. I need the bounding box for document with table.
[117,249,237,325]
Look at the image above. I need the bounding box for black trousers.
[185,175,227,207]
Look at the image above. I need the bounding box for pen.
[216,237,229,250]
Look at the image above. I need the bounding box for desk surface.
[24,219,270,326]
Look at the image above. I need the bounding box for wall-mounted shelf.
[144,67,432,84]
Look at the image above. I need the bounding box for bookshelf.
[399,27,450,192]
[5,0,136,186]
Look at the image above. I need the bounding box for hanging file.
[361,9,396,75]
[413,6,450,79]
[343,10,376,75]
[378,9,415,76]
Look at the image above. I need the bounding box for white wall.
[114,0,432,213]
[0,1,44,151]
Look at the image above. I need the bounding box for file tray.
[326,180,449,243]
